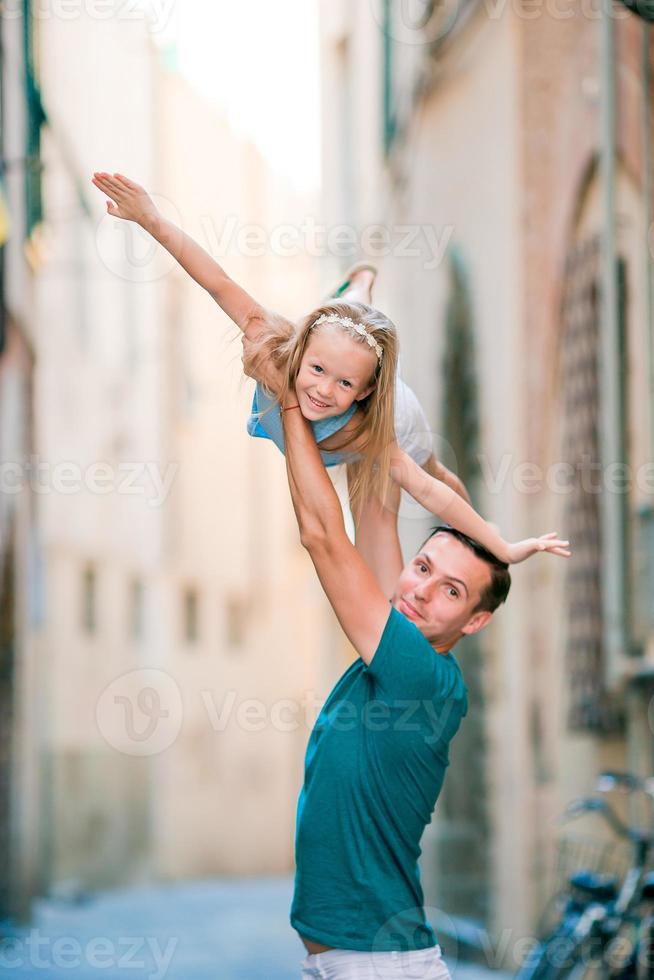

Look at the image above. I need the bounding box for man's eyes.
[414,561,460,597]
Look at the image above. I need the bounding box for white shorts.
[300,942,452,979]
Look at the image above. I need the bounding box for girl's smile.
[306,393,332,411]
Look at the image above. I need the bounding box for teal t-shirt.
[290,606,468,952]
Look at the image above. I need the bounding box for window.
[183,588,199,645]
[225,594,248,650]
[81,565,96,634]
[560,236,627,732]
[435,246,490,924]
[128,579,144,641]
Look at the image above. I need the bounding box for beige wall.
[31,14,171,890]
[25,11,341,894]
[152,66,343,877]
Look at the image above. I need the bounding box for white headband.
[312,313,384,364]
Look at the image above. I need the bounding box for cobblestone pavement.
[0,876,512,979]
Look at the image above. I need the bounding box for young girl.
[306,262,469,496]
[90,171,571,566]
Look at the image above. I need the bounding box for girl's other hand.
[91,172,159,228]
[504,532,572,564]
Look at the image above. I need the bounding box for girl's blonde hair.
[243,300,398,519]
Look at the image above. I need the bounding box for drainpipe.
[0,3,6,359]
[644,28,654,478]
[599,0,628,688]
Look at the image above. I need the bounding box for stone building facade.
[319,0,654,960]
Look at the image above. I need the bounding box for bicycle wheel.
[517,918,603,980]
[635,916,654,980]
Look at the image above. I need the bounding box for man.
[280,389,511,980]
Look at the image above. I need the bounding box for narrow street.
[0,876,512,979]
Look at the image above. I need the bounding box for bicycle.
[515,771,654,980]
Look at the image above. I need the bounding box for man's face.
[392,532,494,650]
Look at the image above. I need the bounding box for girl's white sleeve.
[394,374,434,466]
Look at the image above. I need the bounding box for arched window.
[560,234,627,733]
[431,247,491,924]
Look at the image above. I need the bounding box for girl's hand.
[504,531,572,564]
[91,172,159,228]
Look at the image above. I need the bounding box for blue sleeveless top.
[246,383,357,467]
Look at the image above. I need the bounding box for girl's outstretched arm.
[390,446,571,564]
[423,453,472,504]
[91,172,265,337]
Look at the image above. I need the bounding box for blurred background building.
[0,0,346,931]
[0,0,653,973]
[319,0,654,961]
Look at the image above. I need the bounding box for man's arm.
[281,398,393,665]
[352,478,403,601]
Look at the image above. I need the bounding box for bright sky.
[151,0,321,194]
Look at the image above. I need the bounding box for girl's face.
[295,324,378,420]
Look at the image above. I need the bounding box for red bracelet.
[282,404,301,412]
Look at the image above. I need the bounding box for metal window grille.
[560,235,626,733]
